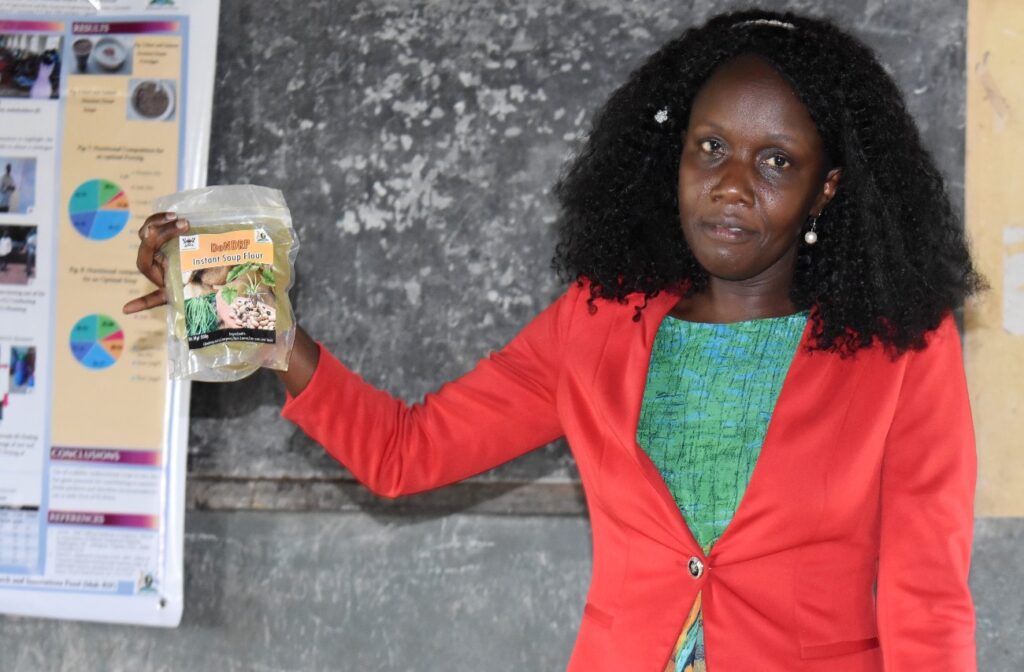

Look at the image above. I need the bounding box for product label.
[178,229,277,349]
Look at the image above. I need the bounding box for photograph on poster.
[8,346,35,394]
[0,158,36,214]
[70,35,134,76]
[0,225,38,285]
[0,344,33,422]
[127,79,176,122]
[0,34,63,100]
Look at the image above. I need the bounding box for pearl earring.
[804,215,819,245]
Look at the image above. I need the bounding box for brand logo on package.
[179,235,199,251]
[254,228,271,244]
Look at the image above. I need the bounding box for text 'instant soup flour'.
[155,185,298,381]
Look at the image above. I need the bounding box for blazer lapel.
[710,315,866,562]
[590,289,703,555]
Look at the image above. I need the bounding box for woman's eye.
[699,139,722,154]
[766,154,790,169]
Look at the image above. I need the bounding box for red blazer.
[282,280,976,671]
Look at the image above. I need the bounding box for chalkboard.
[187,0,967,513]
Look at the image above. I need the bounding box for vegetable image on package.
[157,186,298,382]
[179,234,278,345]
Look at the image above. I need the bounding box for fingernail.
[164,212,178,222]
[176,219,188,229]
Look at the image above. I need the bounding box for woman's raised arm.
[280,282,584,498]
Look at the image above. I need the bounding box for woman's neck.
[671,270,798,324]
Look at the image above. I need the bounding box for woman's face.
[678,54,840,284]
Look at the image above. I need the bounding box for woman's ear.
[813,167,843,214]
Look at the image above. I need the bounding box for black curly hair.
[552,8,985,355]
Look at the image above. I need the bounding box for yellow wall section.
[965,0,1024,516]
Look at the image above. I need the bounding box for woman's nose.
[710,157,754,206]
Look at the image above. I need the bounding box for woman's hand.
[122,211,189,315]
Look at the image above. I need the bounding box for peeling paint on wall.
[1003,227,1024,335]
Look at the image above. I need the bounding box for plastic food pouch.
[155,185,298,382]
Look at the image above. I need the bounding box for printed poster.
[0,0,219,627]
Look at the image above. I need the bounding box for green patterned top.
[636,311,808,672]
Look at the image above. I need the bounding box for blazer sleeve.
[280,282,585,498]
[876,313,977,670]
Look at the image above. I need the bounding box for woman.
[126,9,983,671]
[0,228,12,272]
[0,164,16,213]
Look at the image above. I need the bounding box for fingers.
[128,212,188,314]
[135,213,188,287]
[138,211,179,241]
[141,213,189,251]
[122,287,168,314]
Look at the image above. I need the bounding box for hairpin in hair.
[732,19,796,30]
[654,107,669,124]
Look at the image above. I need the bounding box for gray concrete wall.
[5,1,1021,670]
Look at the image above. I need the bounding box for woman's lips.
[699,219,756,243]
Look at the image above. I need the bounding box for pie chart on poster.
[69,314,125,370]
[69,179,131,241]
